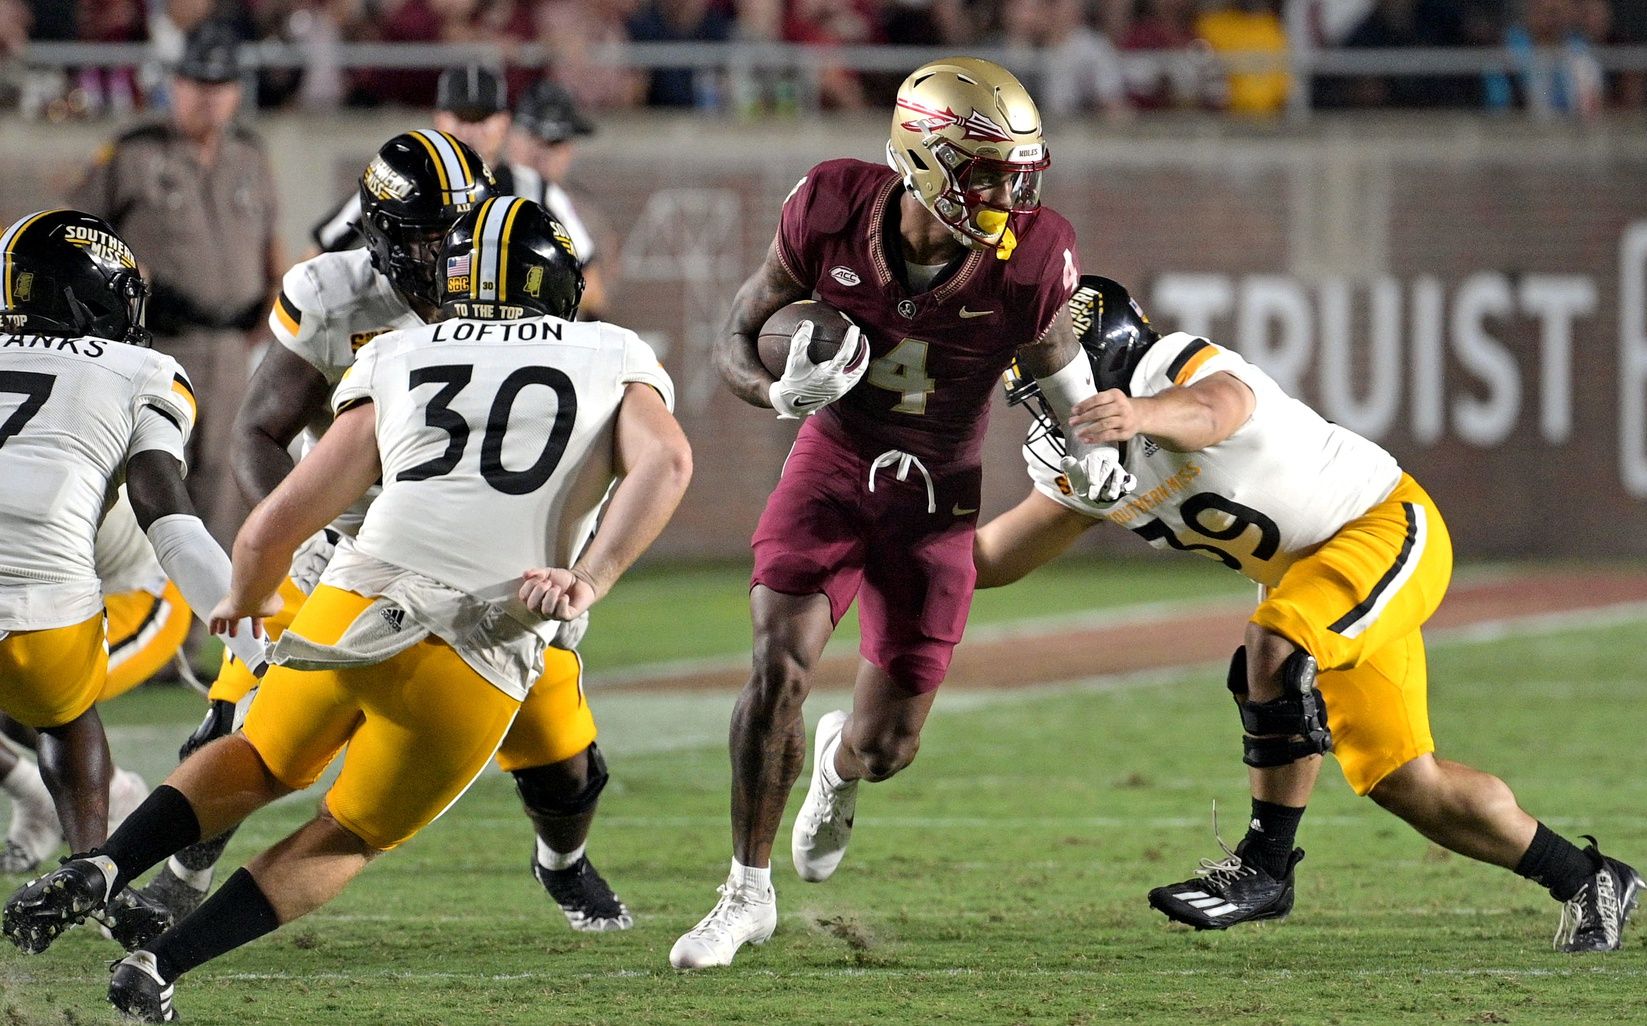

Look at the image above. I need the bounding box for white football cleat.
[108,769,149,835]
[792,709,857,883]
[669,879,777,969]
[1,772,62,875]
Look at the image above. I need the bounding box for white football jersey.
[95,487,167,597]
[0,334,194,629]
[1024,331,1402,588]
[269,247,421,535]
[329,314,673,611]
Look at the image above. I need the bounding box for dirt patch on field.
[608,567,1647,693]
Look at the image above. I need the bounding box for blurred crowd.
[3,0,1643,118]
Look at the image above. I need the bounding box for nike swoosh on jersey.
[958,307,994,319]
[952,504,979,516]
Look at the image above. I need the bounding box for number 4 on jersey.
[866,338,936,414]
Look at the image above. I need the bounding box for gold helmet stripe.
[496,197,525,302]
[421,130,476,195]
[472,195,518,302]
[407,130,453,197]
[1,209,61,308]
[468,196,497,300]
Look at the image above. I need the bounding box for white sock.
[166,856,213,891]
[730,859,771,897]
[0,757,51,807]
[537,837,585,871]
[820,737,850,792]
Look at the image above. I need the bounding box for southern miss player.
[977,275,1642,952]
[670,57,1133,969]
[0,491,178,874]
[3,197,690,1022]
[0,210,267,952]
[150,132,635,932]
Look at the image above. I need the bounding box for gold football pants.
[0,613,107,729]
[100,582,191,701]
[217,577,595,769]
[1252,474,1453,794]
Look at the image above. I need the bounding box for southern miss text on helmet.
[0,209,150,346]
[886,56,1049,257]
[358,130,495,304]
[439,195,585,322]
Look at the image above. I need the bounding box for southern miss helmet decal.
[358,130,495,303]
[440,195,584,320]
[0,209,150,345]
[363,156,415,201]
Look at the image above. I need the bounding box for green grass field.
[2,559,1644,1025]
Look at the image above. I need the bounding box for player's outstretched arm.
[124,449,272,665]
[520,384,693,620]
[231,343,334,505]
[1018,305,1135,503]
[974,490,1100,589]
[715,238,811,408]
[212,403,382,634]
[1071,372,1255,453]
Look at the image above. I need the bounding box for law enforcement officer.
[508,79,609,319]
[73,22,283,549]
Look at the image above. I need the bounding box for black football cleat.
[1555,836,1643,952]
[532,855,633,932]
[2,854,118,953]
[1148,836,1304,930]
[137,863,209,921]
[97,886,175,953]
[109,950,179,1022]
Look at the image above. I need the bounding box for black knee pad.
[1228,648,1332,768]
[513,743,610,817]
[178,700,237,763]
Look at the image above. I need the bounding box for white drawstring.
[867,449,936,514]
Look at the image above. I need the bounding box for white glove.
[1060,448,1137,505]
[551,611,589,651]
[290,528,340,595]
[767,320,867,420]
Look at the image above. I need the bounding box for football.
[757,299,857,378]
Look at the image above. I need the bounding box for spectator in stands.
[784,0,881,109]
[1489,0,1603,117]
[534,0,646,109]
[881,0,975,46]
[1324,0,1477,107]
[627,0,736,108]
[1196,0,1292,115]
[1121,0,1223,109]
[1036,0,1130,117]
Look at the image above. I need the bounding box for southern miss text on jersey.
[269,247,422,534]
[1024,331,1401,588]
[330,314,673,607]
[777,158,1079,467]
[0,333,194,629]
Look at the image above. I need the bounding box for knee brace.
[178,699,237,763]
[513,742,609,818]
[1226,646,1332,768]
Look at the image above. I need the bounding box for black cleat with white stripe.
[109,950,178,1022]
[1147,839,1304,930]
[1554,837,1642,953]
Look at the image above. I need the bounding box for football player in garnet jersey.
[974,275,1640,953]
[670,57,1133,969]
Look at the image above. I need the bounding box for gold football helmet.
[887,57,1049,254]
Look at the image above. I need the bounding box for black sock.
[1515,822,1600,901]
[1239,798,1306,877]
[149,869,281,983]
[98,785,202,893]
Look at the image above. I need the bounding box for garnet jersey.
[0,334,194,630]
[1023,331,1402,588]
[777,159,1079,466]
[330,315,673,607]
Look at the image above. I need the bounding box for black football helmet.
[1004,274,1158,467]
[358,130,495,304]
[0,209,150,345]
[438,195,584,321]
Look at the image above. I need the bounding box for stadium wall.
[3,113,1644,559]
